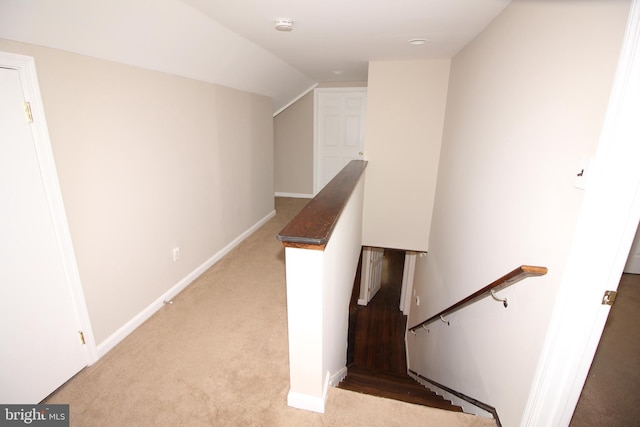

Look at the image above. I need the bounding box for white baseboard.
[287,391,326,414]
[329,366,348,386]
[96,209,276,359]
[408,372,494,419]
[287,369,342,414]
[275,192,313,199]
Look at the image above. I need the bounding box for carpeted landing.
[45,197,496,427]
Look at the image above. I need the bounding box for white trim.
[313,87,370,93]
[522,2,640,425]
[357,247,372,306]
[400,252,417,315]
[0,51,100,364]
[275,192,313,199]
[273,83,318,117]
[287,391,326,414]
[409,373,494,419]
[96,209,276,358]
[329,366,348,387]
[402,253,417,370]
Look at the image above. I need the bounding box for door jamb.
[400,252,417,315]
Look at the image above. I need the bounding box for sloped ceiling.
[0,0,510,113]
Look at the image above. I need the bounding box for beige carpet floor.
[45,197,496,427]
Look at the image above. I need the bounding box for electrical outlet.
[172,247,180,261]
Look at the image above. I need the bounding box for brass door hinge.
[78,331,86,345]
[602,290,617,306]
[24,102,33,123]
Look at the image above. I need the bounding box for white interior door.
[314,88,367,194]
[0,62,88,403]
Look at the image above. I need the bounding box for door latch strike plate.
[602,290,617,306]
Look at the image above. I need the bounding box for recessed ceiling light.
[275,19,293,32]
[408,38,428,46]
[333,70,343,75]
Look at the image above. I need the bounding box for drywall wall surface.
[284,172,365,412]
[406,1,630,426]
[0,0,315,113]
[0,39,274,345]
[274,90,314,196]
[362,59,450,251]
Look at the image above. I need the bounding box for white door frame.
[313,87,367,195]
[522,2,640,425]
[358,246,384,306]
[623,222,640,273]
[1,51,98,364]
[399,252,417,315]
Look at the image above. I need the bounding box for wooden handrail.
[408,265,547,332]
[277,160,368,250]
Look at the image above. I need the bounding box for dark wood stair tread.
[338,365,463,412]
[343,250,463,414]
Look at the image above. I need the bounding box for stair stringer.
[408,370,498,423]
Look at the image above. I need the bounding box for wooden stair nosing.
[338,366,463,413]
[338,381,463,412]
[345,371,441,390]
[345,366,440,392]
[339,375,445,401]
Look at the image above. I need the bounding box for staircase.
[343,248,463,413]
[338,365,463,412]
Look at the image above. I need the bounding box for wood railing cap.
[277,160,367,250]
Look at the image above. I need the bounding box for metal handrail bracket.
[408,265,547,333]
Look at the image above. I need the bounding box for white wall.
[0,0,315,113]
[362,60,450,251]
[284,171,365,412]
[0,39,275,350]
[406,1,630,426]
[322,173,365,386]
[523,2,640,423]
[274,90,314,197]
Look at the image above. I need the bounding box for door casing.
[0,52,97,370]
